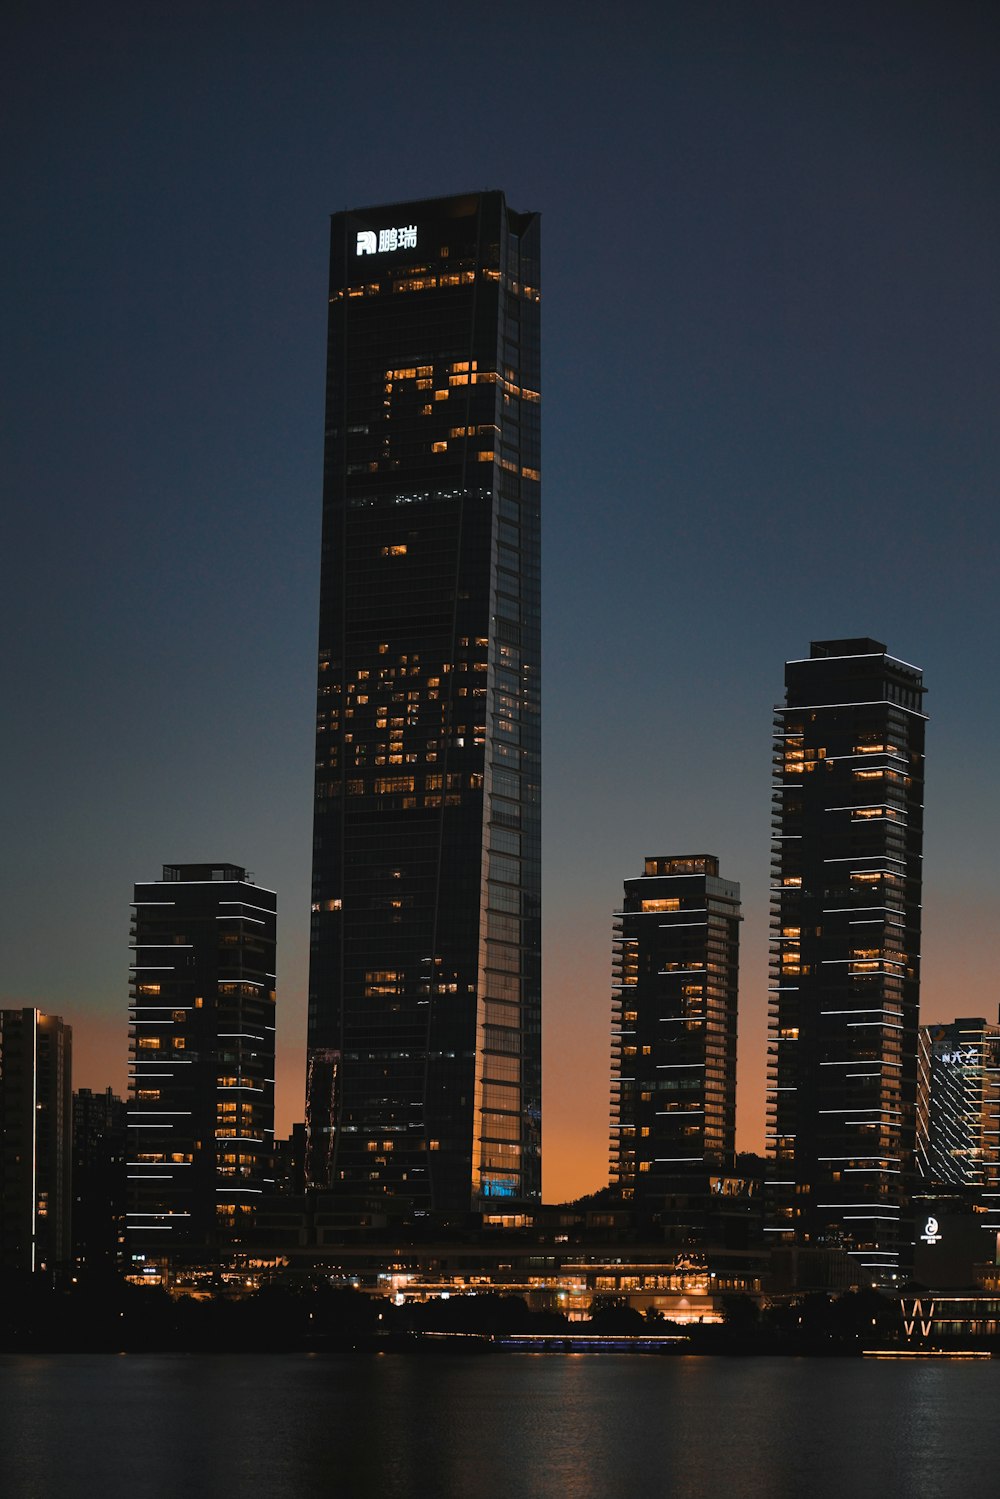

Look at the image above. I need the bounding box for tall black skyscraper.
[0,1008,73,1275]
[610,857,740,1234]
[767,640,926,1282]
[307,192,541,1211]
[127,864,276,1261]
[72,1086,127,1276]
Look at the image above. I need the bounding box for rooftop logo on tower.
[357,225,418,255]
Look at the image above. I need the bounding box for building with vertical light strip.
[306,192,541,1212]
[0,1008,73,1275]
[767,640,926,1283]
[610,856,740,1237]
[127,864,276,1261]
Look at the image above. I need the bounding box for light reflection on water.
[0,1352,996,1499]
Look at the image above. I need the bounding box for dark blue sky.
[3,0,998,1196]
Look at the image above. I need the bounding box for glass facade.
[917,1018,1000,1237]
[767,639,926,1281]
[306,192,541,1211]
[610,856,740,1226]
[126,864,276,1256]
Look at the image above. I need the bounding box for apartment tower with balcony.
[767,639,926,1282]
[127,864,276,1261]
[610,856,740,1241]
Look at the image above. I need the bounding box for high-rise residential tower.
[0,1008,73,1275]
[127,864,276,1260]
[610,857,740,1235]
[767,640,926,1282]
[307,192,541,1211]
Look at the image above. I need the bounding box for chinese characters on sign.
[356,225,418,255]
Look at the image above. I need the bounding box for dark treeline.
[0,1276,565,1353]
[0,1277,979,1355]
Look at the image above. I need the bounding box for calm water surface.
[2,1353,998,1499]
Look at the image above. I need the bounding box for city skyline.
[4,3,999,1200]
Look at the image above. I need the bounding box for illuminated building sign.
[356,225,418,255]
[481,1176,518,1198]
[920,1215,942,1245]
